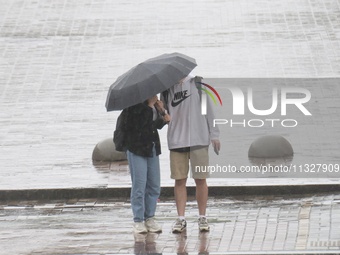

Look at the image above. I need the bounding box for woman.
[125,95,170,234]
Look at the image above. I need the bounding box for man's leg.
[194,178,208,216]
[191,147,209,215]
[191,147,210,231]
[170,150,189,233]
[170,150,190,216]
[174,178,187,216]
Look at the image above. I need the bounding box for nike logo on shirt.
[171,90,191,107]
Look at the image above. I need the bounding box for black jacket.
[125,103,166,157]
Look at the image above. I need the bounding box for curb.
[1,184,340,201]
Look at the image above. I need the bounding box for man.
[161,75,220,233]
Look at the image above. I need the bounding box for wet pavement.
[1,194,340,255]
[1,0,340,254]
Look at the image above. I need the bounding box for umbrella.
[105,52,197,111]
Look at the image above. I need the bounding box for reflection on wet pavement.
[1,194,339,254]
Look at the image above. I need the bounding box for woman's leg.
[127,150,148,222]
[144,147,161,220]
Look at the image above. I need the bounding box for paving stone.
[2,194,338,254]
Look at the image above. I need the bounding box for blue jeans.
[127,147,161,222]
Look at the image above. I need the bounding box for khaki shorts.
[170,146,209,180]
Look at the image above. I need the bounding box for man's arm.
[205,86,221,154]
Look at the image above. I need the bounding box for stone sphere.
[92,138,127,162]
[248,135,293,158]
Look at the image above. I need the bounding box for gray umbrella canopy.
[105,52,197,111]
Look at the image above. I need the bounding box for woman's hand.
[155,100,167,115]
[147,95,158,107]
[155,100,164,110]
[163,113,171,123]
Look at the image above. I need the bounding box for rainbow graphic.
[197,82,223,106]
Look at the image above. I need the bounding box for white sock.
[178,216,185,220]
[199,215,206,219]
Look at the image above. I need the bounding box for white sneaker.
[172,218,187,233]
[145,217,162,233]
[198,217,210,232]
[133,222,147,234]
